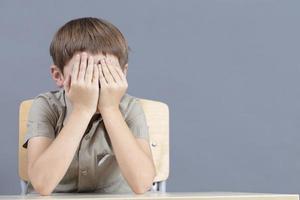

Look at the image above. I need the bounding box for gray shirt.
[22,88,150,194]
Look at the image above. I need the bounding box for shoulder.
[32,88,65,105]
[120,93,145,121]
[29,88,65,121]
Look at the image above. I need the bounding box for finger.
[98,63,108,86]
[71,54,80,82]
[114,65,126,82]
[78,52,88,82]
[106,57,122,83]
[101,58,114,84]
[85,55,94,83]
[112,55,120,67]
[106,55,125,81]
[92,63,99,85]
[106,54,116,66]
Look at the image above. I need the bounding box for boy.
[22,17,156,195]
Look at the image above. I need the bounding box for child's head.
[50,17,129,87]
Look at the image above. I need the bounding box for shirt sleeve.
[22,96,56,148]
[125,99,150,141]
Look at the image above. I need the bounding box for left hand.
[97,54,128,113]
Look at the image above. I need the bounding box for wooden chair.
[18,98,169,194]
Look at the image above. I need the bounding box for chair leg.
[20,179,28,195]
[154,180,166,192]
[158,180,167,192]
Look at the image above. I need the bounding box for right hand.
[63,52,99,117]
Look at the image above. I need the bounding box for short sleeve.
[22,96,56,148]
[125,99,150,141]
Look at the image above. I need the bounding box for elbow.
[132,169,156,194]
[31,180,53,196]
[28,172,54,196]
[36,187,53,196]
[27,161,55,196]
[132,183,152,194]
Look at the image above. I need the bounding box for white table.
[0,192,298,200]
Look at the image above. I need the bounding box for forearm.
[101,108,156,194]
[29,109,92,194]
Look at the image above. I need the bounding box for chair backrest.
[18,98,169,183]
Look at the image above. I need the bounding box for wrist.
[72,106,94,119]
[100,106,120,115]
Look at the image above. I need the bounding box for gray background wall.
[1,0,300,195]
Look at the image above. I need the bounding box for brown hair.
[50,17,128,73]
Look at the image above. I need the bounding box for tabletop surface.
[0,192,298,200]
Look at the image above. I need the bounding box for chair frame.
[19,98,169,194]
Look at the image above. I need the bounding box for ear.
[50,65,65,88]
[123,63,128,77]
